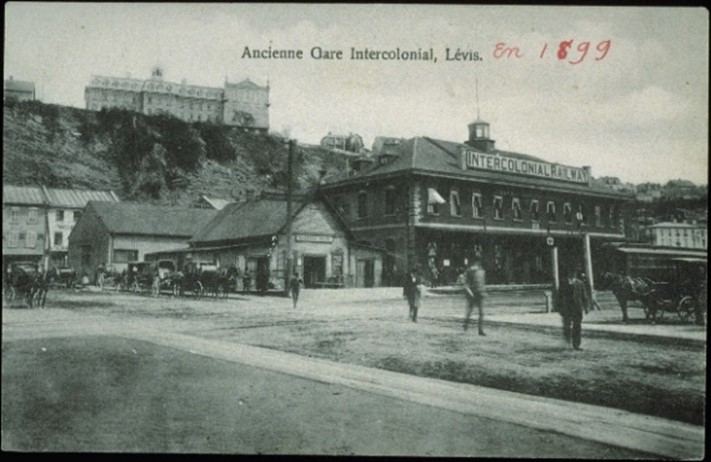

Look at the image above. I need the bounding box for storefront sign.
[461,147,590,184]
[295,234,334,243]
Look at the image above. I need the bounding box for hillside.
[3,100,350,205]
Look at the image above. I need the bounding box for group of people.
[403,256,591,349]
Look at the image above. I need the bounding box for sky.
[4,3,709,185]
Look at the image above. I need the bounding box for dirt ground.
[3,288,706,427]
[3,335,657,457]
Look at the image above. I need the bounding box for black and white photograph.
[2,3,707,458]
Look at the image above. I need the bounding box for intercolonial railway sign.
[461,147,590,184]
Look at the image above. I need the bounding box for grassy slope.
[3,102,349,206]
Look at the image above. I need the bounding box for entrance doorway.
[303,255,326,288]
[357,259,375,288]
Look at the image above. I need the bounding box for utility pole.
[284,139,295,295]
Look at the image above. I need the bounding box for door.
[303,256,326,288]
[357,259,375,288]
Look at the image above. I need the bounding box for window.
[19,232,26,244]
[8,231,19,248]
[11,207,20,224]
[563,203,572,224]
[114,249,139,263]
[594,206,602,227]
[74,210,82,222]
[28,207,38,224]
[26,231,36,248]
[37,233,44,245]
[493,196,503,220]
[357,191,368,219]
[577,204,587,225]
[56,210,64,222]
[384,187,396,216]
[609,205,615,227]
[427,188,442,215]
[512,198,522,221]
[54,232,63,247]
[547,201,556,222]
[530,200,540,221]
[450,189,462,217]
[472,193,483,218]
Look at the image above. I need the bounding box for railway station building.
[320,119,634,288]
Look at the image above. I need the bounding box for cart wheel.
[193,281,203,298]
[5,286,16,304]
[642,300,655,320]
[677,296,696,323]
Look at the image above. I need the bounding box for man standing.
[462,256,486,335]
[558,268,590,350]
[402,267,424,322]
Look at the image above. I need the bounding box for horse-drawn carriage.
[599,256,706,325]
[49,266,77,289]
[4,261,50,308]
[122,260,179,295]
[641,257,706,324]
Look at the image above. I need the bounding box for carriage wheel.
[193,281,203,298]
[5,286,15,304]
[677,296,696,323]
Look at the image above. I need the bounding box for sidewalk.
[484,311,707,344]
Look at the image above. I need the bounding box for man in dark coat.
[402,267,423,322]
[558,268,590,350]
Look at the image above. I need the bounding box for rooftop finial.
[475,77,481,120]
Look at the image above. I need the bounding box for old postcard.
[3,3,707,458]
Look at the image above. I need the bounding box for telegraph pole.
[284,139,295,295]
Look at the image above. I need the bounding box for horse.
[597,272,655,323]
[5,267,42,308]
[30,269,52,308]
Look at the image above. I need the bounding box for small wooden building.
[67,201,216,277]
[147,192,385,289]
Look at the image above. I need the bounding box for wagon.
[642,257,707,324]
[124,260,178,295]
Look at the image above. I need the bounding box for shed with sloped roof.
[67,201,217,277]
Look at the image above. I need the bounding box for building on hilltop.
[84,67,269,132]
[4,76,36,101]
[2,185,119,272]
[661,179,701,200]
[320,132,365,154]
[646,221,707,249]
[320,118,634,288]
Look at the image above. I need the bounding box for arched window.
[450,188,462,217]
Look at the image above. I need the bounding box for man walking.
[462,256,486,335]
[290,272,303,309]
[558,268,590,350]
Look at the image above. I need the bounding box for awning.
[427,188,446,205]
